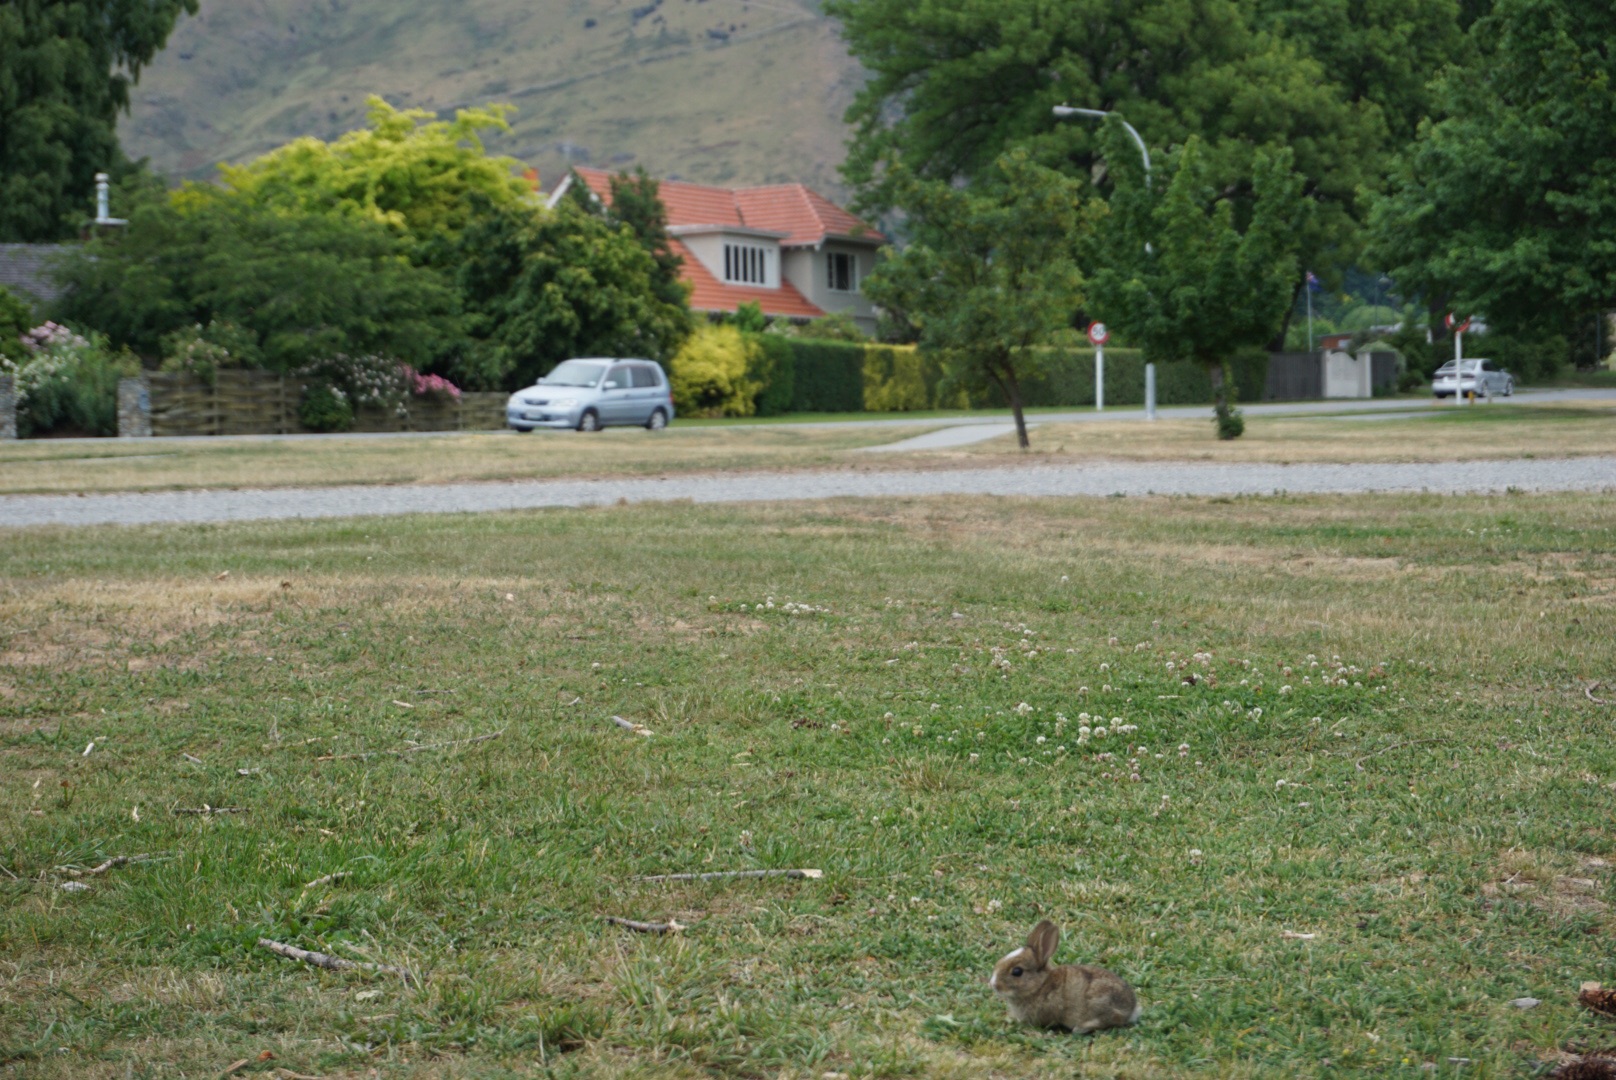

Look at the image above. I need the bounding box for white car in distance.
[1432,358,1513,399]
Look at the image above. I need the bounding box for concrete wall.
[1322,350,1373,398]
[0,375,14,440]
[118,376,152,437]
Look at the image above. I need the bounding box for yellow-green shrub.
[862,344,927,411]
[669,324,760,417]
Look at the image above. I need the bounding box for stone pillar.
[0,375,15,440]
[118,375,152,438]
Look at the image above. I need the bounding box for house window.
[724,243,768,285]
[827,252,858,293]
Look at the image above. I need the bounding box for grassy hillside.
[120,0,864,199]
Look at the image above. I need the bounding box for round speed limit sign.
[1087,321,1110,346]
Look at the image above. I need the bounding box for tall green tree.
[606,169,691,315]
[827,0,1464,338]
[1087,121,1306,438]
[1369,0,1616,350]
[861,151,1086,450]
[0,0,197,241]
[52,187,464,372]
[456,198,692,389]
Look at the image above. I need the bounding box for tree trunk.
[1209,362,1227,414]
[1001,363,1031,450]
[1209,360,1243,440]
[985,359,1031,450]
[1269,275,1306,352]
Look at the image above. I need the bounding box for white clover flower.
[969,753,980,763]
[1280,685,1292,694]
[1079,686,1089,695]
[1166,661,1176,671]
[1094,727,1108,737]
[1275,779,1288,788]
[1016,702,1034,715]
[1099,662,1111,672]
[1035,735,1047,744]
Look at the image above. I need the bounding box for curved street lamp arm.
[1052,106,1152,183]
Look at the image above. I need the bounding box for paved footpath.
[2,457,1612,529]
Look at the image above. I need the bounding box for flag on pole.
[1306,271,1322,292]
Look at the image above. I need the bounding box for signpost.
[1445,313,1473,405]
[1088,322,1109,411]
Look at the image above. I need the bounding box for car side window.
[630,365,659,389]
[1482,361,1497,372]
[604,365,631,390]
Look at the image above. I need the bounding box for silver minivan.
[506,358,676,432]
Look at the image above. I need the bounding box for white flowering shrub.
[0,322,136,437]
[297,354,410,415]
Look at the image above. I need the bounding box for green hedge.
[744,336,1268,416]
[967,346,1268,408]
[784,339,866,413]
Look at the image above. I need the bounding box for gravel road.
[3,457,1612,528]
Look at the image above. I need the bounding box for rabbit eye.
[1010,966,1023,978]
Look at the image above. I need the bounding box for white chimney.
[94,172,127,227]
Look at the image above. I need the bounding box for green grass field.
[3,493,1615,1077]
[4,401,1614,497]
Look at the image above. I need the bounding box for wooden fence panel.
[148,372,510,436]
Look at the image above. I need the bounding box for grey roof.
[0,244,73,304]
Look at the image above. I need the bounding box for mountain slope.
[120,0,864,199]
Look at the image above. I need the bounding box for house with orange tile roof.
[548,167,885,335]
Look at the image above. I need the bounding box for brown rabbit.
[990,919,1140,1033]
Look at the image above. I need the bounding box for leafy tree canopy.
[1086,120,1307,435]
[455,197,692,389]
[202,97,534,256]
[828,0,1465,281]
[861,150,1087,449]
[52,186,464,373]
[1369,0,1616,340]
[0,0,197,241]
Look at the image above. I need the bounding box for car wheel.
[577,410,601,432]
[645,408,668,431]
[1504,378,1514,397]
[512,425,533,434]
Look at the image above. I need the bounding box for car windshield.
[1436,360,1480,374]
[540,360,607,387]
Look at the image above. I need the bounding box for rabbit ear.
[1026,920,1059,966]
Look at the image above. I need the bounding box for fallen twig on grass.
[182,753,205,765]
[302,871,351,890]
[315,730,503,762]
[56,853,168,877]
[1588,682,1609,705]
[603,916,687,934]
[610,716,653,737]
[636,868,823,884]
[1355,738,1450,771]
[218,1058,250,1078]
[256,938,417,983]
[174,805,247,815]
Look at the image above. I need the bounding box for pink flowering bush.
[405,367,461,401]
